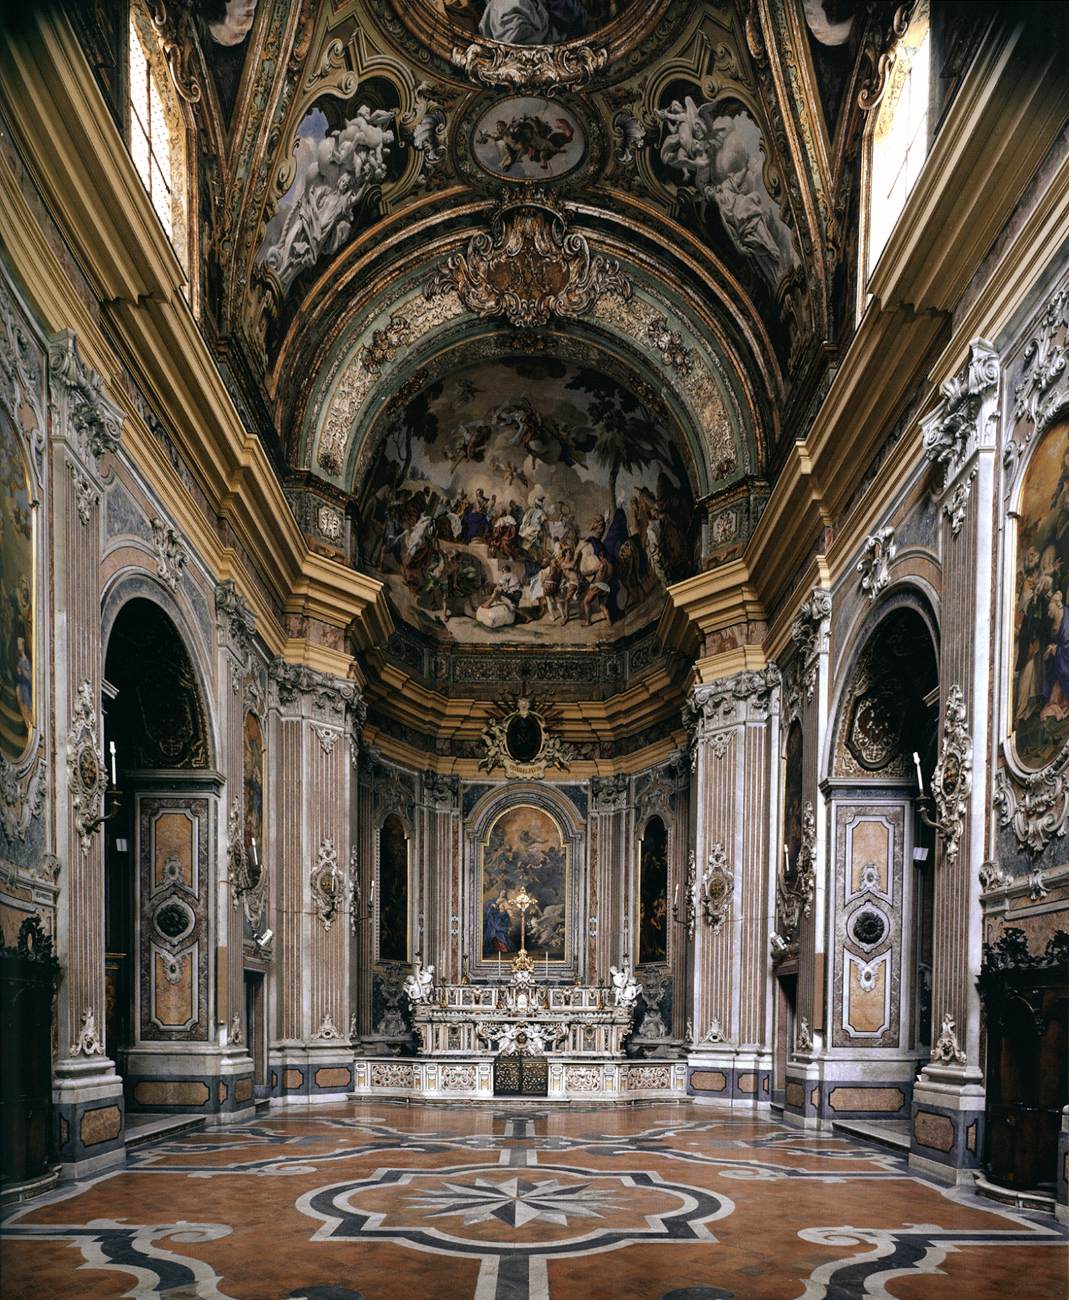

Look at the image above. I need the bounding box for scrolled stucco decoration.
[790,588,831,701]
[424,193,631,329]
[451,39,608,92]
[67,680,108,863]
[0,280,46,466]
[480,695,572,781]
[0,751,46,842]
[310,837,342,930]
[930,1010,966,1067]
[269,659,361,720]
[215,580,256,659]
[856,527,896,602]
[47,330,124,463]
[1012,288,1068,434]
[70,1007,105,1057]
[770,801,816,964]
[316,289,464,475]
[312,1013,344,1041]
[921,338,1000,490]
[684,666,781,740]
[931,686,973,871]
[151,517,188,591]
[699,844,733,935]
[993,746,1069,855]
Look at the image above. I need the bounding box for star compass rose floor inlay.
[0,1101,1065,1299]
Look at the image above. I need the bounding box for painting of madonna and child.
[359,359,697,647]
[481,806,567,963]
[1012,422,1069,770]
[431,0,635,45]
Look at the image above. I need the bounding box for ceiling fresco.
[125,0,917,713]
[358,356,696,647]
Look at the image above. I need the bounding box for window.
[864,2,931,280]
[128,10,189,276]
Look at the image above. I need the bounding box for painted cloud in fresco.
[359,358,696,648]
[657,100,798,291]
[258,105,395,295]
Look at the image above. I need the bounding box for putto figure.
[403,957,435,1005]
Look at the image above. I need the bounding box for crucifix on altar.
[511,884,537,975]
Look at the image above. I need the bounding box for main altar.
[350,898,687,1102]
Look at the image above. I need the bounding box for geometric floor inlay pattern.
[1,1101,1065,1298]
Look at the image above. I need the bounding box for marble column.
[268,661,362,1100]
[910,340,1000,1181]
[684,666,779,1107]
[48,331,127,1176]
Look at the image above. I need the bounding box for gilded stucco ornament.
[310,837,343,931]
[771,801,816,964]
[479,695,572,780]
[67,680,109,864]
[424,193,632,328]
[699,844,733,935]
[451,39,608,92]
[926,686,973,871]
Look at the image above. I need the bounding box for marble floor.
[1,1101,1065,1299]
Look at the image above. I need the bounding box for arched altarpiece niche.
[464,784,586,983]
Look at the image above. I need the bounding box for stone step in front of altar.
[349,1056,689,1102]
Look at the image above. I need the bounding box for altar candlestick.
[545,952,549,977]
[109,740,117,787]
[784,845,790,872]
[913,751,925,797]
[497,951,501,978]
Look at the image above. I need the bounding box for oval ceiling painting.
[473,97,585,181]
[437,0,638,45]
[358,357,697,648]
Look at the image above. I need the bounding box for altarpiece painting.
[481,804,567,961]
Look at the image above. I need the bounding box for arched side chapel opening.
[817,600,940,1122]
[102,596,220,1113]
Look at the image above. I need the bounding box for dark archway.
[102,598,211,1083]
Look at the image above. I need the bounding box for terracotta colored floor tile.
[1,1102,1064,1298]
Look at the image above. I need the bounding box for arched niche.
[376,811,410,964]
[464,784,586,983]
[825,598,940,1059]
[637,815,668,966]
[101,595,218,1085]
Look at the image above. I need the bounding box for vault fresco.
[359,358,696,647]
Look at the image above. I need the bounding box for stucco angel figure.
[262,105,395,294]
[402,958,435,1005]
[609,959,640,1009]
[656,98,797,291]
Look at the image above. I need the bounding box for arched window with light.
[127,4,192,287]
[861,1,931,286]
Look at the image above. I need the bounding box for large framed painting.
[1010,421,1069,769]
[378,813,409,962]
[481,805,567,962]
[242,712,264,851]
[0,407,35,762]
[782,718,804,871]
[638,815,668,964]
